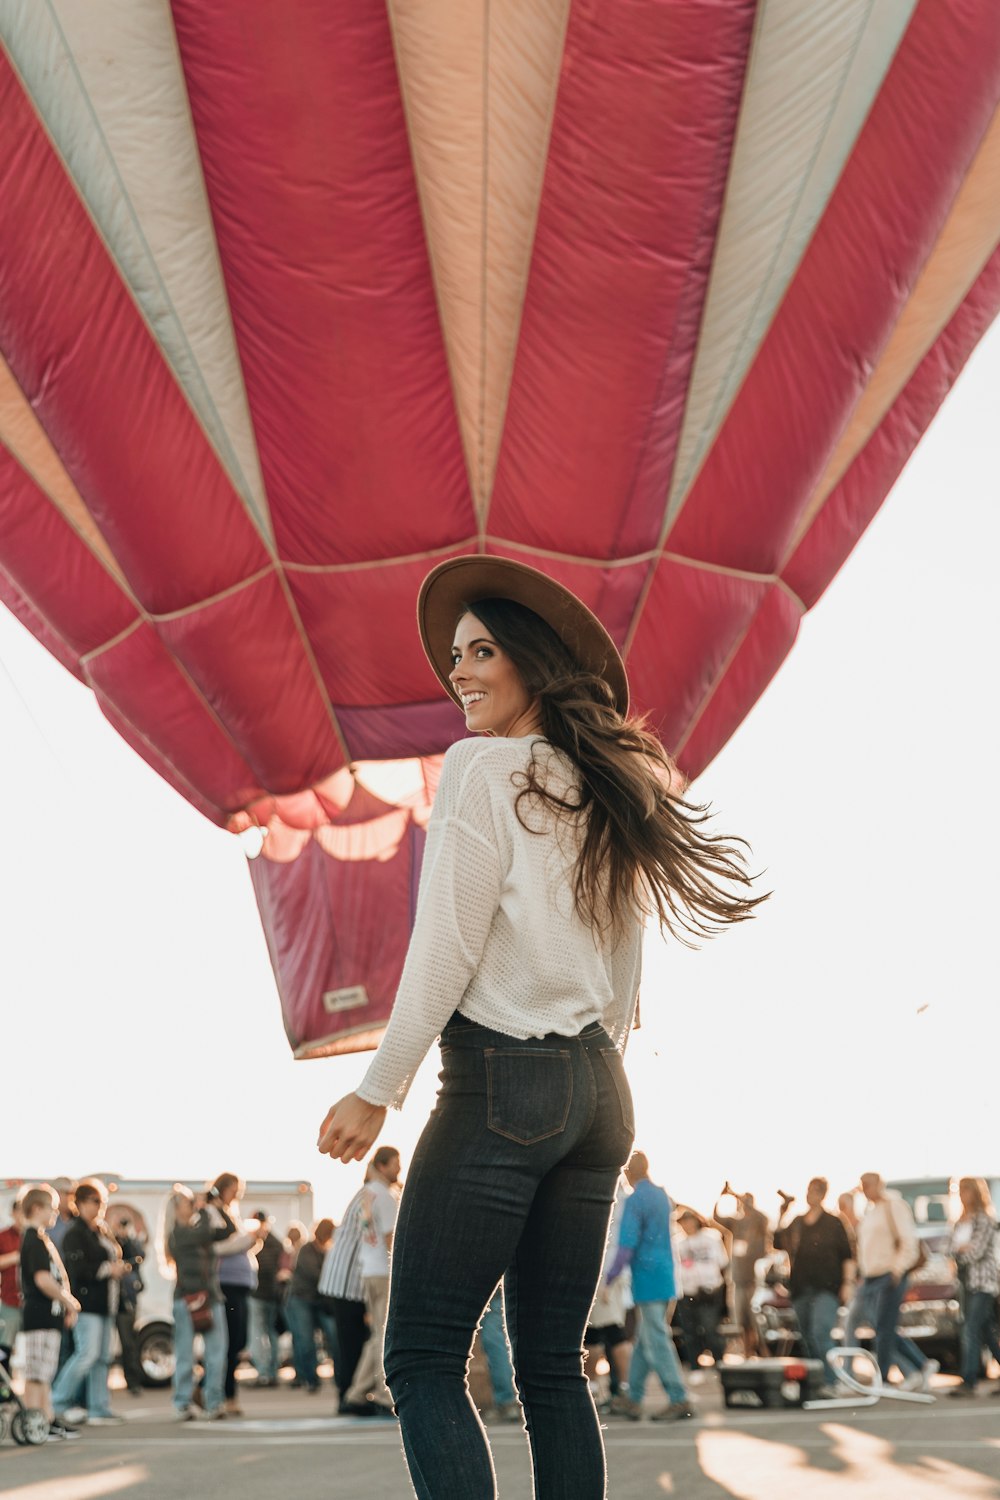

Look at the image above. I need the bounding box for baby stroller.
[0,1354,49,1445]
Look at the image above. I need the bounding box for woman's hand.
[317,1092,387,1163]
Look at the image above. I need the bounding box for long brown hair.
[462,597,767,942]
[959,1177,993,1216]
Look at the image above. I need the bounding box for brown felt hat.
[417,555,629,716]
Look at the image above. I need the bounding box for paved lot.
[3,1377,1000,1499]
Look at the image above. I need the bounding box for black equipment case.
[720,1357,826,1409]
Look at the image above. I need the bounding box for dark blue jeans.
[384,1012,635,1500]
[847,1273,925,1380]
[286,1295,340,1390]
[791,1289,840,1372]
[960,1289,1000,1388]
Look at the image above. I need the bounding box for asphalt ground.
[3,1371,1000,1499]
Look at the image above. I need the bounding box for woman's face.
[219,1182,239,1207]
[78,1195,104,1225]
[449,612,539,738]
[959,1182,976,1211]
[175,1196,195,1226]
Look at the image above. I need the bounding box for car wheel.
[137,1323,176,1388]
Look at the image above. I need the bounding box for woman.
[164,1186,243,1419]
[674,1209,728,1369]
[948,1177,1000,1397]
[205,1173,263,1417]
[318,557,765,1498]
[285,1218,337,1392]
[51,1180,128,1425]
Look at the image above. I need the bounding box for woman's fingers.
[318,1092,382,1161]
[317,1113,345,1155]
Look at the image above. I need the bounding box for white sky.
[2,323,998,1230]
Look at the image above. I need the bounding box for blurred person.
[0,1195,23,1368]
[947,1177,1000,1397]
[49,1176,77,1374]
[674,1208,728,1369]
[838,1190,860,1252]
[285,1221,307,1256]
[19,1184,80,1441]
[774,1178,854,1389]
[248,1211,285,1387]
[317,562,764,1498]
[205,1173,266,1416]
[713,1184,771,1358]
[285,1218,337,1393]
[318,1178,371,1412]
[479,1292,519,1422]
[585,1183,633,1415]
[341,1147,401,1417]
[47,1177,77,1255]
[607,1152,693,1422]
[113,1216,146,1398]
[846,1172,938,1391]
[51,1180,129,1426]
[164,1186,247,1421]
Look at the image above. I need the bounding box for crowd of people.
[2,1160,997,1442]
[0,1156,405,1441]
[581,1163,1000,1419]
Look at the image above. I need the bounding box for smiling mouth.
[459,692,487,710]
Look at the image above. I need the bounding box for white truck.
[2,1173,315,1385]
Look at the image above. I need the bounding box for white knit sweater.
[356,735,643,1109]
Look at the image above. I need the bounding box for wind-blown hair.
[461,597,768,943]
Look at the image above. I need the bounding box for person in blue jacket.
[607,1151,693,1422]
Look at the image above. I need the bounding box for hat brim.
[417,556,629,717]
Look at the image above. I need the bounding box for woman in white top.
[318,557,764,1498]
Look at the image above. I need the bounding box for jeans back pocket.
[484,1048,573,1145]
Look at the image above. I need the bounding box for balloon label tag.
[322,985,369,1014]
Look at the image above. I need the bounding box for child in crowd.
[19,1184,81,1441]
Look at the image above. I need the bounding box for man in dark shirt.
[774,1177,854,1387]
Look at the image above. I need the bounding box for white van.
[2,1174,315,1386]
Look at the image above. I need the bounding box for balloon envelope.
[2,2,999,1055]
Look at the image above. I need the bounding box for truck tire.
[137,1322,175,1388]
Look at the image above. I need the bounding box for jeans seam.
[595,1048,634,1137]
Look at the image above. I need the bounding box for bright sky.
[2,324,998,1230]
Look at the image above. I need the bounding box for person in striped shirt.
[318,1168,373,1413]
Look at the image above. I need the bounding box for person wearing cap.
[317,556,765,1498]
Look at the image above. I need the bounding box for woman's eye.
[476,647,493,658]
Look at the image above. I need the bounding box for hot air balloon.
[2,2,999,1058]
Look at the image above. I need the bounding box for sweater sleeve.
[356,746,506,1109]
